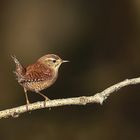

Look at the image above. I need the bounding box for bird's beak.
[62,60,69,63]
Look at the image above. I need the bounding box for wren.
[11,54,69,107]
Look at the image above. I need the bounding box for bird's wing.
[24,62,54,82]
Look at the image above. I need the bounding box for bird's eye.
[53,59,56,63]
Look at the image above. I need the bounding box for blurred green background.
[0,0,140,140]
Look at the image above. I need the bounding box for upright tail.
[11,55,25,83]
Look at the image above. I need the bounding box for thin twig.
[0,77,140,119]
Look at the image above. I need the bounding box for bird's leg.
[36,91,50,107]
[24,88,30,110]
[36,91,50,101]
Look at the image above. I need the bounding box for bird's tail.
[11,55,25,82]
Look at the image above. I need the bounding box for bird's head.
[37,54,69,69]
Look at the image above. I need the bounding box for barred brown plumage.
[11,54,69,109]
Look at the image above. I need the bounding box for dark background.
[0,0,140,140]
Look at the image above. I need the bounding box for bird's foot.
[44,97,50,107]
[26,100,30,111]
[26,104,29,111]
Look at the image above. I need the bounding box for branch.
[0,77,140,119]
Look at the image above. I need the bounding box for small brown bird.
[11,54,69,106]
